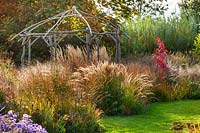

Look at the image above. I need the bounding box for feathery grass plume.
[66,45,87,68]
[126,62,155,80]
[53,46,67,63]
[71,61,126,102]
[177,64,200,81]
[16,62,72,114]
[71,61,154,115]
[92,46,110,63]
[124,74,153,103]
[122,73,153,115]
[17,61,103,133]
[54,45,110,70]
[167,52,191,67]
[71,61,127,115]
[0,57,16,100]
[53,45,87,70]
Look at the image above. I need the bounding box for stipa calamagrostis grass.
[124,74,153,104]
[54,45,110,70]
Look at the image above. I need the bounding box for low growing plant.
[0,110,48,133]
[193,34,200,61]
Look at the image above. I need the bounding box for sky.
[166,0,182,16]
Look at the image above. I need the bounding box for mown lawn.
[100,100,200,133]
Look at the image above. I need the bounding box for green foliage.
[180,0,200,23]
[187,81,200,99]
[193,34,200,60]
[16,62,103,133]
[66,104,103,133]
[96,0,168,18]
[121,16,197,56]
[153,67,190,102]
[97,78,124,115]
[0,91,6,105]
[31,101,66,133]
[122,74,153,115]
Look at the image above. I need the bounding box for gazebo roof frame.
[11,6,122,65]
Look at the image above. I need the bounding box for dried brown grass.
[16,62,73,113]
[54,45,110,70]
[71,61,153,106]
[126,63,155,79]
[177,64,200,81]
[0,58,16,100]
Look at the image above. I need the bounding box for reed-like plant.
[121,16,197,55]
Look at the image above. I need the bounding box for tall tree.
[95,0,168,18]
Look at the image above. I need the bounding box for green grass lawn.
[100,100,200,133]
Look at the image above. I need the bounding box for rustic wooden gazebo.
[11,6,122,65]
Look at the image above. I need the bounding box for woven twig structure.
[11,6,122,65]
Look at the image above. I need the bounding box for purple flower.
[0,110,48,133]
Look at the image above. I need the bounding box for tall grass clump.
[122,74,153,115]
[121,16,197,55]
[54,45,110,70]
[0,57,16,102]
[72,62,153,115]
[16,62,103,133]
[16,62,72,132]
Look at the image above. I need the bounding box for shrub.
[187,81,200,99]
[152,37,169,80]
[193,34,200,61]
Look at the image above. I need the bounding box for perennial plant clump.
[0,110,48,133]
[152,37,169,79]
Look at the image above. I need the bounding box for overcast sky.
[166,0,182,16]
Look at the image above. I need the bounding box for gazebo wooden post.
[21,37,27,66]
[86,27,92,61]
[28,37,32,65]
[97,41,100,62]
[115,29,121,63]
[21,45,26,66]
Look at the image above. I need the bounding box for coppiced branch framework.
[11,6,122,65]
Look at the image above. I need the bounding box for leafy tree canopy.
[179,0,200,23]
[95,0,168,18]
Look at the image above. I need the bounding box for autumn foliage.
[152,37,169,79]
